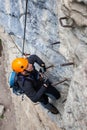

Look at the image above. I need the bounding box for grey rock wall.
[0,0,87,130]
[59,0,87,130]
[0,0,73,83]
[63,60,87,130]
[62,0,87,26]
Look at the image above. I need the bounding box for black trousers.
[40,85,61,105]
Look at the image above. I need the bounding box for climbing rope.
[21,0,28,101]
[22,0,28,56]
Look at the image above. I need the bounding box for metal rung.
[59,17,74,28]
[51,42,60,45]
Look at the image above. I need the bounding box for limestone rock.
[62,0,87,26]
[0,104,4,117]
[63,60,87,130]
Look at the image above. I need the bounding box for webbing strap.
[22,0,28,56]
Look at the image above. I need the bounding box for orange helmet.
[12,57,28,73]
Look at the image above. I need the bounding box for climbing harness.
[22,0,28,56]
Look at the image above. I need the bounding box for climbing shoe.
[44,103,59,114]
[48,104,59,114]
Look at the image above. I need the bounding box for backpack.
[9,71,24,96]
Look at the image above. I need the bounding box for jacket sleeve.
[28,54,45,67]
[20,79,47,103]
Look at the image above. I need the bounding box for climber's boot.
[43,103,59,114]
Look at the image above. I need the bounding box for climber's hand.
[40,64,46,73]
[44,79,50,86]
[43,83,48,88]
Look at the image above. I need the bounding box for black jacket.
[17,55,47,103]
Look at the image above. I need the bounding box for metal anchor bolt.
[60,62,74,67]
[59,17,75,28]
[51,41,60,45]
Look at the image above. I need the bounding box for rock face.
[62,0,87,26]
[63,60,87,130]
[0,0,87,130]
[0,105,4,117]
[58,0,87,130]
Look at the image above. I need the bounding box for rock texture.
[58,0,87,130]
[63,60,87,130]
[62,0,87,26]
[0,38,17,130]
[0,0,87,130]
[0,105,4,117]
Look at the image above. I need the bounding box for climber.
[11,54,61,114]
